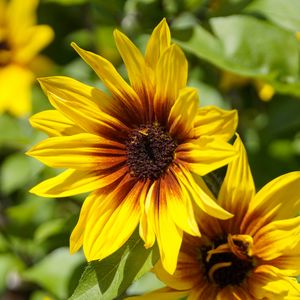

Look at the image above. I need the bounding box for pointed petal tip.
[159,17,168,28]
[69,247,77,255]
[70,41,78,49]
[113,29,128,46]
[113,28,122,37]
[161,259,176,275]
[25,149,34,157]
[29,183,55,198]
[70,239,82,255]
[29,185,39,196]
[71,42,83,54]
[36,77,46,85]
[36,77,55,90]
[191,227,201,237]
[218,210,234,220]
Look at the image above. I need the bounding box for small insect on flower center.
[200,235,254,288]
[126,123,177,181]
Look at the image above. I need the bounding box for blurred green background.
[1,0,300,299]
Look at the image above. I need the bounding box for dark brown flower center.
[125,123,177,181]
[0,40,9,51]
[200,235,254,288]
[0,39,11,67]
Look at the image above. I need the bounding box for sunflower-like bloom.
[0,0,53,116]
[27,19,238,273]
[131,136,300,299]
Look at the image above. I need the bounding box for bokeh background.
[1,0,300,299]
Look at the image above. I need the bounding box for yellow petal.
[145,18,171,69]
[14,25,54,64]
[158,204,183,274]
[38,76,112,111]
[176,137,237,176]
[174,164,233,220]
[126,287,188,300]
[0,0,7,21]
[70,192,99,254]
[29,167,127,197]
[269,255,300,277]
[253,216,300,260]
[168,87,199,140]
[151,180,183,274]
[218,135,255,231]
[154,44,188,122]
[71,42,144,124]
[194,106,238,141]
[83,177,141,261]
[30,110,83,136]
[163,171,200,237]
[242,171,300,235]
[0,65,33,116]
[6,0,38,40]
[26,133,126,170]
[113,29,153,102]
[139,181,156,248]
[38,76,129,138]
[248,265,300,299]
[154,255,199,291]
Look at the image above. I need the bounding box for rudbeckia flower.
[0,0,53,116]
[131,136,300,299]
[27,19,238,273]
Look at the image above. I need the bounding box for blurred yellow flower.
[0,0,53,116]
[130,136,300,299]
[220,71,275,102]
[27,19,238,274]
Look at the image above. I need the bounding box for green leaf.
[34,218,67,242]
[177,15,299,79]
[0,115,32,148]
[69,264,101,300]
[210,15,298,79]
[6,195,54,225]
[245,0,300,32]
[0,153,43,195]
[22,248,84,299]
[176,24,225,69]
[70,231,159,300]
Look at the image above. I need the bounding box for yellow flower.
[220,71,275,102]
[0,0,53,116]
[27,19,238,274]
[131,136,300,299]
